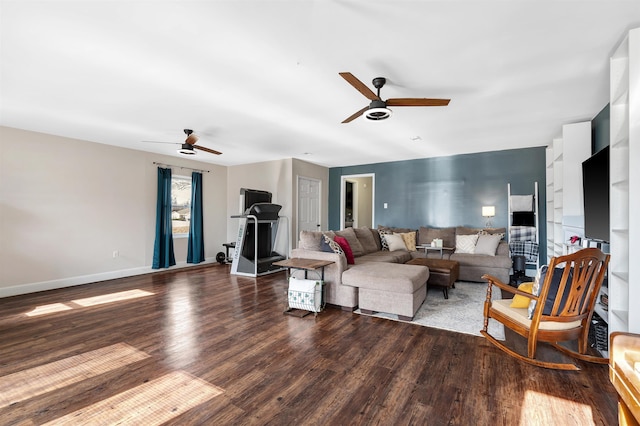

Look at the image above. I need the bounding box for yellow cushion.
[395,231,417,251]
[510,282,534,308]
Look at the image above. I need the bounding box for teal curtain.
[187,171,204,263]
[152,167,176,269]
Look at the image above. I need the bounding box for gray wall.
[329,147,547,260]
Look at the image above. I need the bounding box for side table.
[272,258,334,317]
[416,245,453,259]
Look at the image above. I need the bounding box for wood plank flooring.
[0,264,618,425]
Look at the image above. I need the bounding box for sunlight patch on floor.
[24,289,155,317]
[42,370,224,426]
[519,389,595,425]
[0,343,150,407]
[72,289,154,307]
[25,302,73,317]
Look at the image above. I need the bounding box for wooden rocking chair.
[481,248,610,370]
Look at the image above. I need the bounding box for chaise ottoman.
[405,258,459,299]
[342,263,429,321]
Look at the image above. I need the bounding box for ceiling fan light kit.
[178,143,196,155]
[339,72,450,123]
[365,106,392,121]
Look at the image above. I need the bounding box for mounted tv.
[239,188,272,214]
[582,146,610,242]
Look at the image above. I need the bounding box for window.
[171,175,191,236]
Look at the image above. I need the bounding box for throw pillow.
[320,235,334,253]
[510,282,534,308]
[378,229,393,251]
[384,233,407,251]
[333,235,355,264]
[527,265,573,319]
[395,231,417,251]
[322,234,344,256]
[474,234,502,256]
[455,234,478,254]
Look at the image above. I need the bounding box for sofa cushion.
[370,228,382,251]
[456,226,483,236]
[482,227,507,239]
[378,225,416,234]
[342,263,429,294]
[335,227,365,257]
[353,227,379,254]
[418,226,456,248]
[449,252,512,269]
[355,250,412,264]
[299,230,324,251]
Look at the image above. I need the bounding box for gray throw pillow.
[474,234,502,256]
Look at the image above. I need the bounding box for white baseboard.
[0,258,217,298]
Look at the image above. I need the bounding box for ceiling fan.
[142,129,222,156]
[339,72,450,123]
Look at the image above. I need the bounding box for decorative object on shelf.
[482,205,495,227]
[569,235,580,245]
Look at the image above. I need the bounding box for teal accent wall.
[592,104,610,154]
[329,147,547,260]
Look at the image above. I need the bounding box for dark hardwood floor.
[0,264,618,425]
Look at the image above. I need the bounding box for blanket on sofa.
[355,281,505,340]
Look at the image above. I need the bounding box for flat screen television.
[239,188,272,213]
[582,146,610,242]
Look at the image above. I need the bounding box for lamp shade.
[482,206,496,217]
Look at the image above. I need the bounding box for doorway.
[297,176,321,237]
[340,174,374,229]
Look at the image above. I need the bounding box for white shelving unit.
[545,146,554,264]
[608,28,639,336]
[545,123,590,264]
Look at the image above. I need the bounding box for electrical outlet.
[383,203,388,209]
[113,250,119,258]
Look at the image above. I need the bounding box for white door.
[297,177,321,235]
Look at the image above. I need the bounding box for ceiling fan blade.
[342,106,369,123]
[185,134,199,145]
[339,72,380,101]
[386,98,450,107]
[193,145,222,155]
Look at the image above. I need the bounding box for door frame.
[340,173,375,230]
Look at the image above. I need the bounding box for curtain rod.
[152,162,210,173]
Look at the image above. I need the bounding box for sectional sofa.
[290,225,512,311]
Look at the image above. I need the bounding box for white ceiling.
[1,1,639,167]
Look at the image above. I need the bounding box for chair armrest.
[481,273,540,301]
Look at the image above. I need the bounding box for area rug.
[355,281,505,340]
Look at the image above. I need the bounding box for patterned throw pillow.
[455,234,479,254]
[378,229,393,251]
[395,231,417,251]
[323,234,344,256]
